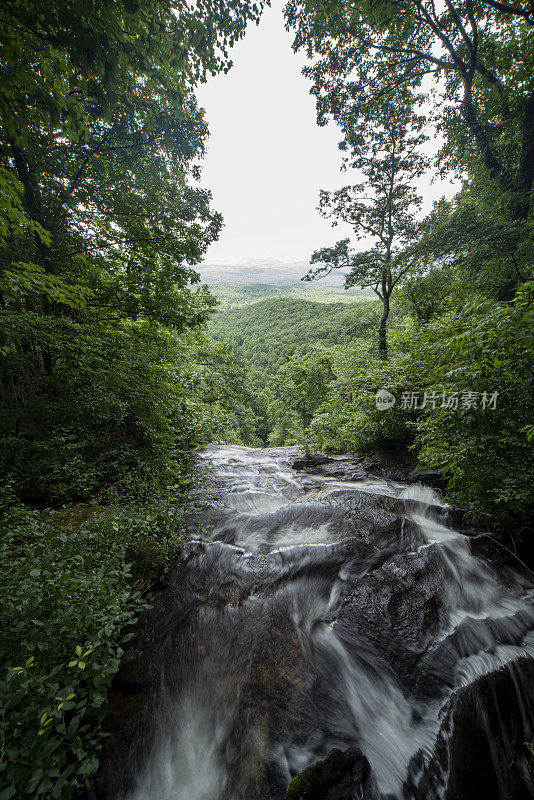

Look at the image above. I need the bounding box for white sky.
[196,0,458,266]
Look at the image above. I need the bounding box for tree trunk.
[461,91,515,197]
[10,142,56,373]
[512,89,534,222]
[497,93,534,299]
[9,141,54,273]
[379,293,390,359]
[461,84,534,224]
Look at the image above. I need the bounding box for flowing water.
[109,445,534,800]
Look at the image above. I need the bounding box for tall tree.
[286,0,534,289]
[0,0,264,304]
[0,0,265,500]
[305,120,428,356]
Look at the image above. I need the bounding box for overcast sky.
[196,0,458,266]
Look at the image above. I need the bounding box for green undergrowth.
[0,481,188,800]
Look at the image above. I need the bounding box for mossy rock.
[285,746,377,800]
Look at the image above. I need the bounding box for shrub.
[308,333,418,455]
[0,489,184,799]
[413,302,534,537]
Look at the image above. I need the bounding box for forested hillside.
[208,296,383,443]
[209,297,380,386]
[209,281,373,308]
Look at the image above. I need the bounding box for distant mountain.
[198,259,347,287]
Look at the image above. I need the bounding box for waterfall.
[99,445,534,800]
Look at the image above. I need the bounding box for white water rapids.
[118,445,534,800]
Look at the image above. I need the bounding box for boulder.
[285,747,379,800]
[292,454,335,470]
[408,469,448,493]
[412,659,534,800]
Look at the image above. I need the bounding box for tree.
[0,0,265,308]
[267,348,334,445]
[0,0,266,502]
[411,300,534,539]
[409,190,534,300]
[286,0,534,290]
[397,266,457,322]
[304,119,428,356]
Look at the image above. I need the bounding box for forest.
[1,0,533,797]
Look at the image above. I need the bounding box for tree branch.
[482,0,534,24]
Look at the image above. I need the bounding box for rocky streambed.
[92,445,534,800]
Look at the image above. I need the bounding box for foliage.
[0,0,266,506]
[0,488,185,799]
[278,295,534,539]
[209,296,386,443]
[413,301,534,535]
[305,117,429,355]
[267,348,335,445]
[410,192,534,301]
[185,334,263,446]
[306,325,419,454]
[0,319,258,505]
[0,0,264,248]
[210,281,374,308]
[396,265,461,322]
[209,297,381,389]
[286,0,534,232]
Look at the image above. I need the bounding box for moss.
[285,747,371,800]
[285,763,322,799]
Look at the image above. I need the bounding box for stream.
[96,445,534,800]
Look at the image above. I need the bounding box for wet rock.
[408,469,448,493]
[413,659,534,800]
[335,531,449,701]
[92,446,534,800]
[524,741,534,772]
[290,451,419,483]
[444,660,534,800]
[292,454,335,470]
[360,459,383,472]
[316,463,362,478]
[285,747,379,800]
[207,502,355,553]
